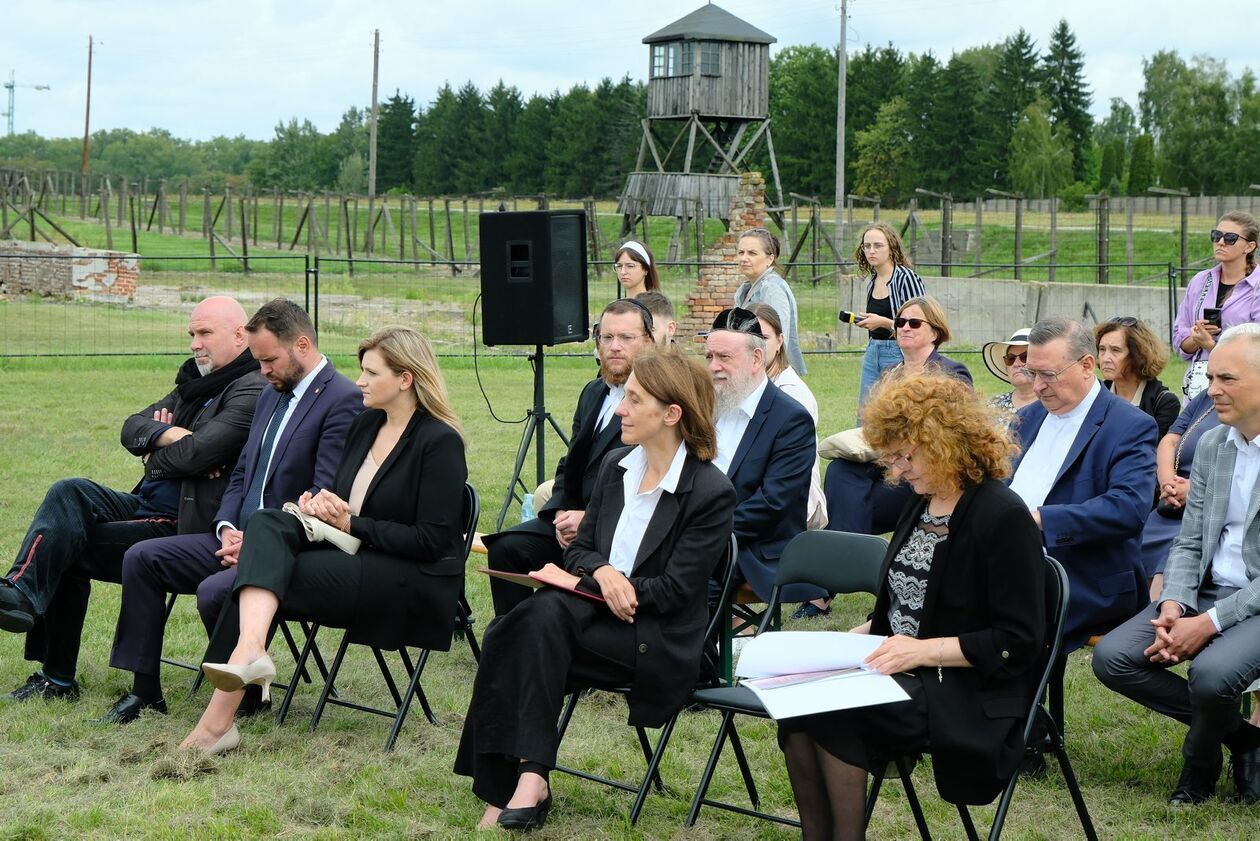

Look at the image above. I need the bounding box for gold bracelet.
[937,640,945,684]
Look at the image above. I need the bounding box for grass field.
[4,347,1259,839]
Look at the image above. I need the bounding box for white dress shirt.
[1010,378,1102,511]
[1206,426,1260,629]
[608,441,688,575]
[217,356,329,536]
[594,384,625,433]
[714,377,768,475]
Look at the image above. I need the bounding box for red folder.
[478,568,606,603]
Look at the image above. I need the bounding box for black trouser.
[485,524,563,617]
[6,478,175,680]
[453,590,636,808]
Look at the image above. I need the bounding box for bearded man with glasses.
[1009,317,1157,647]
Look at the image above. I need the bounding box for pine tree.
[931,55,986,195]
[1126,134,1155,195]
[901,52,943,193]
[1041,20,1093,182]
[375,90,416,193]
[976,29,1042,191]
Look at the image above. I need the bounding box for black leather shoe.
[1231,746,1260,804]
[1168,763,1218,805]
[5,672,80,702]
[235,684,272,719]
[89,693,168,725]
[0,581,36,633]
[497,795,552,831]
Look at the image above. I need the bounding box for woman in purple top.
[1174,211,1260,396]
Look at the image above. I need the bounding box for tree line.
[2,21,1258,207]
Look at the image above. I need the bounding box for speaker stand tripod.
[495,344,570,531]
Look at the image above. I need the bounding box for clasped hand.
[592,565,637,623]
[553,510,585,549]
[216,527,243,567]
[299,489,351,533]
[1145,602,1215,664]
[863,634,931,675]
[1158,476,1189,509]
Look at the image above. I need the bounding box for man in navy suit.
[96,299,362,724]
[705,308,818,604]
[1010,317,1157,647]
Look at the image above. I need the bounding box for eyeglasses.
[1003,351,1028,366]
[613,262,641,272]
[878,447,916,470]
[1017,354,1087,384]
[861,242,887,251]
[894,317,931,330]
[1210,229,1245,245]
[597,332,648,346]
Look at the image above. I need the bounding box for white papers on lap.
[282,502,362,555]
[735,632,910,720]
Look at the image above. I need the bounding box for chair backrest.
[700,534,740,684]
[460,483,480,562]
[763,530,888,626]
[1021,552,1069,744]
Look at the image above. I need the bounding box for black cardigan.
[871,478,1046,805]
[1105,377,1180,440]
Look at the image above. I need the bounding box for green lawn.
[2,350,1256,839]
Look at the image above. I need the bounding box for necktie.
[240,389,294,528]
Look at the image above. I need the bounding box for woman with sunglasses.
[981,327,1037,414]
[850,222,926,410]
[733,227,807,374]
[779,374,1045,835]
[890,297,971,384]
[1094,317,1181,440]
[1174,212,1260,397]
[612,240,660,299]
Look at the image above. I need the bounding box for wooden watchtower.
[619,3,783,251]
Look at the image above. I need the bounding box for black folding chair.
[865,554,1098,840]
[275,483,481,752]
[686,529,893,828]
[549,533,740,825]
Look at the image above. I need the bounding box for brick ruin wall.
[677,171,767,341]
[0,241,138,301]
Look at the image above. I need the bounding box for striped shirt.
[866,264,926,318]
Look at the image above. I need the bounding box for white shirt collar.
[618,440,689,495]
[726,375,768,422]
[1227,425,1260,453]
[290,355,328,403]
[1048,377,1101,423]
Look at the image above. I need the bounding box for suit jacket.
[215,360,362,526]
[334,408,469,650]
[565,446,735,728]
[1162,424,1260,630]
[871,480,1046,805]
[120,364,266,535]
[1104,377,1181,440]
[726,381,818,602]
[1012,387,1157,643]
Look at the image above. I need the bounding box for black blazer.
[870,479,1045,805]
[539,376,625,520]
[1104,377,1181,440]
[565,446,736,728]
[334,407,468,651]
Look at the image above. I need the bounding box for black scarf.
[171,348,260,427]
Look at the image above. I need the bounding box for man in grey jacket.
[0,296,264,704]
[1094,323,1260,806]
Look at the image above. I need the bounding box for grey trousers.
[1092,582,1260,769]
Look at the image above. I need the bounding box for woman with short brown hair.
[1094,316,1180,439]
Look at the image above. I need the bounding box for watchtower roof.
[642,3,776,45]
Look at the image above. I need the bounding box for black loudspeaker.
[479,210,589,346]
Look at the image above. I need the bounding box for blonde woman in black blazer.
[179,327,467,754]
[455,349,736,832]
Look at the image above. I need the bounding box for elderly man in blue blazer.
[1094,324,1260,806]
[704,308,818,604]
[99,299,362,724]
[1009,317,1157,647]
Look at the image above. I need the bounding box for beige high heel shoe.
[200,653,277,702]
[203,725,241,756]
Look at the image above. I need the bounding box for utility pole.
[368,29,380,199]
[2,70,51,136]
[80,35,94,176]
[833,0,848,254]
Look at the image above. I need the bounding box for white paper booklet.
[735,631,911,719]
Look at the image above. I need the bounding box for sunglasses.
[1210,229,1245,245]
[1108,316,1139,327]
[1003,351,1028,366]
[894,317,931,330]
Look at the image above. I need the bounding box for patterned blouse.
[886,509,951,638]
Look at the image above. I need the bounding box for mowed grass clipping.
[3,347,1257,840]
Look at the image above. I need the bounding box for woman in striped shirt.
[851,222,926,415]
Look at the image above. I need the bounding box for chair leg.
[726,719,761,809]
[687,710,733,827]
[1050,747,1098,841]
[956,804,980,841]
[279,622,313,684]
[896,756,932,841]
[407,649,439,726]
[634,726,666,793]
[863,766,885,826]
[385,649,426,752]
[300,620,337,689]
[372,647,403,708]
[555,691,581,740]
[276,623,320,725]
[458,596,481,663]
[629,715,679,825]
[1048,651,1067,743]
[309,633,351,732]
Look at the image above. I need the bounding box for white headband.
[618,240,651,266]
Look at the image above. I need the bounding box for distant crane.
[2,70,52,135]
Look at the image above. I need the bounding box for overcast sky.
[2,0,1240,141]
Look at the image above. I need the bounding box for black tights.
[782,731,868,841]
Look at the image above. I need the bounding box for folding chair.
[549,533,740,825]
[275,482,481,752]
[865,554,1098,840]
[686,529,892,828]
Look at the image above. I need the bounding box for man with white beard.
[705,307,820,606]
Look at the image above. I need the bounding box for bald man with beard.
[0,296,265,704]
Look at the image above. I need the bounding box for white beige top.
[347,451,380,516]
